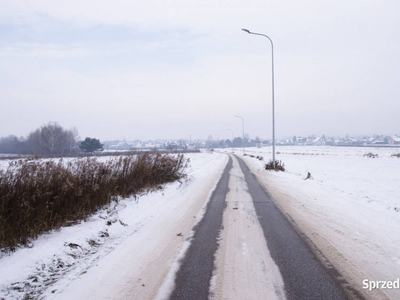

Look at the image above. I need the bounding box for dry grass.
[364,153,378,158]
[0,153,188,249]
[391,153,400,158]
[265,160,285,171]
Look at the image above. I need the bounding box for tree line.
[0,122,103,155]
[205,135,263,149]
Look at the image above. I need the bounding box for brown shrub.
[0,153,188,249]
[364,153,378,158]
[265,160,285,172]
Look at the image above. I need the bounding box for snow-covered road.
[211,155,286,300]
[168,155,288,300]
[1,147,399,299]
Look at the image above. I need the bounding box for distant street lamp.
[234,115,245,155]
[242,28,276,169]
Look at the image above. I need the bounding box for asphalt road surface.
[169,156,233,300]
[169,154,351,300]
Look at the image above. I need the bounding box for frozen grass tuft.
[0,153,188,249]
[364,153,378,158]
[265,160,285,172]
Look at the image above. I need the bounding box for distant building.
[389,136,400,144]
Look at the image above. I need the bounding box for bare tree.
[39,122,65,154]
[27,122,79,156]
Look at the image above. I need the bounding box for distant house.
[313,137,326,146]
[325,137,335,145]
[186,143,197,150]
[295,137,307,146]
[389,136,400,144]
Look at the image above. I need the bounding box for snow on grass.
[0,152,228,300]
[235,146,400,300]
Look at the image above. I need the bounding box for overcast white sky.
[1,0,399,141]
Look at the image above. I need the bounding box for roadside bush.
[391,153,400,158]
[0,153,188,249]
[265,160,285,171]
[364,153,378,158]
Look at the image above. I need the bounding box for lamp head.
[241,28,251,34]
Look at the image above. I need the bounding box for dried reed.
[0,153,188,249]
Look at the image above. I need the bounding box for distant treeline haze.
[0,122,79,155]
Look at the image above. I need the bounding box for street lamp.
[242,28,276,169]
[234,115,245,155]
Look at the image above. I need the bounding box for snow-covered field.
[1,146,399,299]
[231,146,400,300]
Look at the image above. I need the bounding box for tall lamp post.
[234,115,245,155]
[242,28,276,169]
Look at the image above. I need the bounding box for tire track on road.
[169,156,233,300]
[236,155,348,300]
